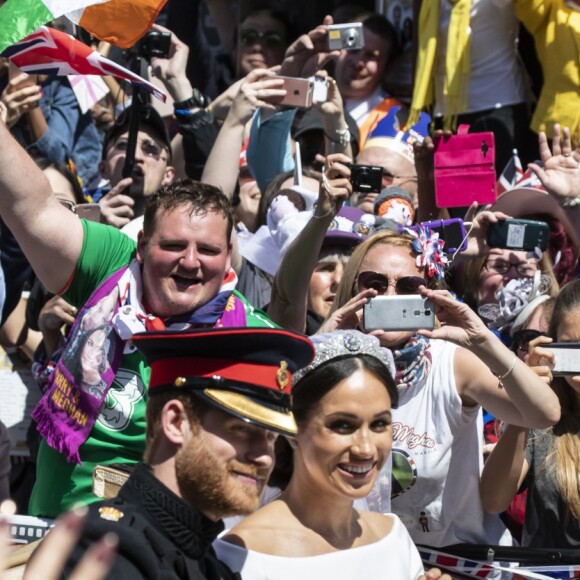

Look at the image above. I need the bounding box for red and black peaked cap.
[132,327,315,437]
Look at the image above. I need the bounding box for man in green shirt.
[0,121,274,518]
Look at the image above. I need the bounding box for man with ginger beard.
[61,327,314,579]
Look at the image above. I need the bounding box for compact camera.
[350,163,383,194]
[327,23,365,51]
[136,30,171,59]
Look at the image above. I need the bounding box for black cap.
[101,104,172,161]
[292,109,360,152]
[133,327,315,436]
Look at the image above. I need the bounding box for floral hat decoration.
[403,224,448,281]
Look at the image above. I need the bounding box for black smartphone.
[487,218,549,252]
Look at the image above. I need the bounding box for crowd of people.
[0,0,579,578]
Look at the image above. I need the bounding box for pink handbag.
[433,124,497,208]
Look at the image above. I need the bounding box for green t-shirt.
[29,220,275,518]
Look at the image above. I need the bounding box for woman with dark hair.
[64,325,112,398]
[481,279,580,548]
[214,331,447,579]
[319,228,560,548]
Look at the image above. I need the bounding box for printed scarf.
[393,334,432,391]
[32,259,245,464]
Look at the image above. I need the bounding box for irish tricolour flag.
[0,0,167,54]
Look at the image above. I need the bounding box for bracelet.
[561,195,580,208]
[494,356,517,389]
[325,126,351,147]
[312,206,334,220]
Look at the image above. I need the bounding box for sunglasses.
[511,329,549,353]
[240,29,285,48]
[356,271,426,295]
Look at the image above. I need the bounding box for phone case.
[487,219,549,251]
[434,125,496,208]
[363,295,434,332]
[277,77,313,108]
[543,343,580,375]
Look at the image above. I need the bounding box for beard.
[175,434,266,519]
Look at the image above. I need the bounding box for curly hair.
[143,179,234,241]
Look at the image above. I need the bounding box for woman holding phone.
[320,227,560,548]
[214,331,449,580]
[481,279,580,548]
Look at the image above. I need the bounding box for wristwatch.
[173,88,208,111]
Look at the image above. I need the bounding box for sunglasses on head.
[240,29,285,48]
[511,329,549,353]
[357,271,426,295]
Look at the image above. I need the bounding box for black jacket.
[61,463,239,579]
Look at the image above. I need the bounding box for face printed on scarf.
[176,407,276,519]
[137,205,232,318]
[358,243,424,348]
[478,248,539,307]
[81,289,119,332]
[80,328,108,385]
[294,368,392,500]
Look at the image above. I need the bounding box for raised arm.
[0,121,83,293]
[201,68,285,197]
[419,288,561,428]
[268,154,352,332]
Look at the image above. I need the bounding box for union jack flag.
[419,547,496,578]
[497,149,525,195]
[1,26,166,102]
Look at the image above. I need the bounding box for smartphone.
[75,203,101,222]
[275,76,313,108]
[542,343,580,375]
[487,218,549,252]
[363,295,435,332]
[402,218,467,254]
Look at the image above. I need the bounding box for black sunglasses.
[240,29,285,48]
[511,329,549,353]
[357,271,426,295]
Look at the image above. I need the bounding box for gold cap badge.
[99,506,124,521]
[276,361,289,390]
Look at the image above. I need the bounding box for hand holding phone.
[487,218,549,252]
[363,295,435,332]
[541,343,580,376]
[273,76,313,108]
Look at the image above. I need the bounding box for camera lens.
[344,28,359,48]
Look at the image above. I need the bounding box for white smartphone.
[363,295,435,332]
[542,343,580,375]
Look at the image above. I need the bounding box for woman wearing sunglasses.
[321,229,560,548]
[481,280,580,548]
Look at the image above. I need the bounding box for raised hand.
[228,68,285,126]
[316,152,353,217]
[98,178,136,228]
[317,289,376,334]
[418,287,492,348]
[528,124,580,202]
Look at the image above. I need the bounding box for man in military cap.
[59,326,314,579]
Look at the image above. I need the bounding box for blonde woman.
[481,279,580,547]
[320,230,560,547]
